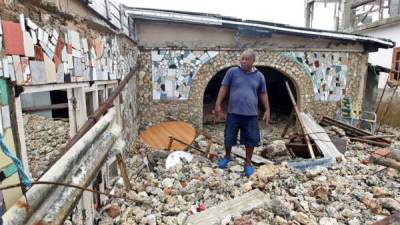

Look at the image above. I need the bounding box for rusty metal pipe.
[55,70,136,163]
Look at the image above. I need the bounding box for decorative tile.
[2,20,25,55]
[21,57,31,84]
[56,63,64,83]
[44,54,56,83]
[2,58,9,78]
[1,105,10,129]
[30,60,46,84]
[68,30,80,50]
[26,19,38,30]
[34,46,44,61]
[23,31,35,57]
[12,55,23,84]
[0,79,8,105]
[289,52,348,102]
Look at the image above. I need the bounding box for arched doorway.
[202,66,297,124]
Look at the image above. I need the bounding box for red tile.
[2,20,25,55]
[34,46,44,61]
[54,35,64,69]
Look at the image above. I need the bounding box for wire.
[0,181,135,202]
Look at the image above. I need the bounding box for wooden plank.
[231,146,273,165]
[116,153,132,191]
[371,212,400,225]
[22,103,68,113]
[285,81,315,159]
[188,189,268,225]
[200,131,272,165]
[300,113,344,159]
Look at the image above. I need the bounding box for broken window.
[391,47,400,80]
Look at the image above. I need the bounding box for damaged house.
[0,0,399,225]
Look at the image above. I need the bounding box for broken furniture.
[284,81,316,159]
[336,97,377,133]
[320,116,391,147]
[200,131,272,165]
[139,121,196,150]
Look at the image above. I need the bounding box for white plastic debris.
[165,151,193,169]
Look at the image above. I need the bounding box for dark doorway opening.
[50,90,68,118]
[203,66,297,124]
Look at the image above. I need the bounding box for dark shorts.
[224,113,260,148]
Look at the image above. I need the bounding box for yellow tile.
[2,173,23,209]
[0,129,16,169]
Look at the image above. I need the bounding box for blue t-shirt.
[221,66,267,116]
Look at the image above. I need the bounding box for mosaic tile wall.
[0,15,136,85]
[287,52,349,102]
[152,50,219,100]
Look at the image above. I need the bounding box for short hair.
[242,49,256,61]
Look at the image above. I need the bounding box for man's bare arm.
[260,93,270,125]
[214,86,229,119]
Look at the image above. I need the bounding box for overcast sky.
[118,0,336,30]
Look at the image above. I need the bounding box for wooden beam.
[22,103,68,113]
[372,212,400,225]
[370,156,400,170]
[285,81,316,159]
[116,153,132,191]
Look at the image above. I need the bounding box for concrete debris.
[90,124,400,225]
[24,113,69,179]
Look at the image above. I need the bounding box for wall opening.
[203,66,297,124]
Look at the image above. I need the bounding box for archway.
[202,66,297,124]
[188,51,314,129]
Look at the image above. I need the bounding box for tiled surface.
[0,15,136,85]
[2,21,24,55]
[152,50,219,100]
[288,52,348,102]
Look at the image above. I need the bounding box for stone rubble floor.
[24,113,69,179]
[97,121,400,225]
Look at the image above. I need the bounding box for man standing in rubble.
[214,49,270,177]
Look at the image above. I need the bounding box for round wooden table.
[139,121,196,150]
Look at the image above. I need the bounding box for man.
[214,49,270,177]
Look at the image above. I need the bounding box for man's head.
[240,49,256,72]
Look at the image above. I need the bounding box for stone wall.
[137,50,369,129]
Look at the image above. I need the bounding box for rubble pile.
[24,114,69,179]
[93,124,400,225]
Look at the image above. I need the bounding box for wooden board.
[139,121,196,150]
[187,189,268,225]
[231,146,273,165]
[300,113,344,159]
